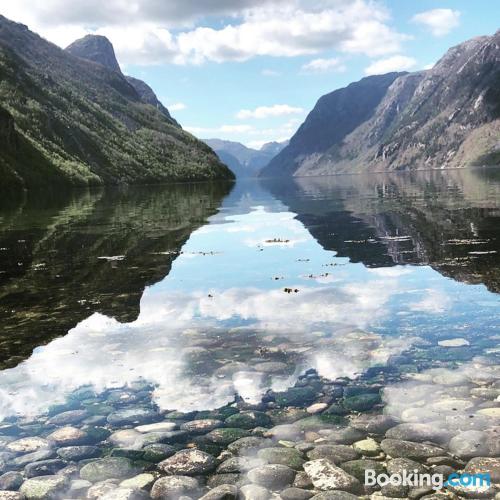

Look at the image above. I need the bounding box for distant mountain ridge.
[0,16,232,191]
[204,139,288,177]
[263,30,500,176]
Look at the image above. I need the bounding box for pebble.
[47,426,88,446]
[6,438,50,454]
[307,403,328,414]
[239,484,270,500]
[135,422,177,433]
[180,419,223,434]
[307,445,359,464]
[438,338,470,347]
[198,484,238,500]
[56,445,100,461]
[380,439,444,460]
[24,459,66,478]
[79,457,137,482]
[257,447,305,470]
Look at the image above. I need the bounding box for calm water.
[0,168,499,421]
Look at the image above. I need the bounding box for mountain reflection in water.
[0,169,499,420]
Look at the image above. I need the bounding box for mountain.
[65,34,122,73]
[66,34,180,126]
[203,138,288,177]
[263,30,500,177]
[0,16,233,191]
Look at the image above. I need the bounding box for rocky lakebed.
[0,336,498,500]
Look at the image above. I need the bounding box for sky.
[2,0,499,149]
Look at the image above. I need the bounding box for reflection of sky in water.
[0,204,499,420]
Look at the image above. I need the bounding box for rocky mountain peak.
[65,34,122,73]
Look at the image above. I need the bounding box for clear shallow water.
[0,169,499,421]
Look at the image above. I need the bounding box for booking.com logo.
[365,469,491,491]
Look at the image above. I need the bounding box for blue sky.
[5,0,499,148]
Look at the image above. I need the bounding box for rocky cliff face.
[0,16,233,191]
[65,34,122,73]
[263,73,404,176]
[263,31,500,177]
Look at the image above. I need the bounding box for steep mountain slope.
[263,30,500,177]
[0,16,233,191]
[263,73,404,176]
[66,34,180,126]
[204,138,287,177]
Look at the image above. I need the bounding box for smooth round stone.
[109,430,144,449]
[268,408,309,425]
[307,403,328,415]
[274,387,317,407]
[280,487,315,499]
[24,460,66,478]
[227,437,271,455]
[47,409,88,426]
[206,428,251,445]
[180,419,223,434]
[217,457,266,474]
[438,338,470,347]
[303,459,360,493]
[143,444,177,462]
[307,445,359,464]
[99,487,149,499]
[141,430,187,446]
[343,394,381,412]
[352,438,381,456]
[448,431,491,459]
[225,411,271,429]
[350,415,398,435]
[120,473,156,490]
[19,475,68,499]
[12,449,55,467]
[150,476,199,499]
[321,427,366,445]
[80,457,137,482]
[135,422,177,434]
[340,459,385,483]
[198,484,238,500]
[57,445,100,461]
[380,439,444,460]
[465,457,500,483]
[257,447,305,470]
[247,464,296,489]
[385,423,452,445]
[254,362,289,373]
[206,473,246,489]
[239,484,270,500]
[107,408,159,426]
[6,438,51,454]
[47,426,88,446]
[158,449,217,476]
[0,471,23,491]
[381,481,409,497]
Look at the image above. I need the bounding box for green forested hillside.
[0,16,233,191]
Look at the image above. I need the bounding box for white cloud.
[237,104,304,119]
[3,0,410,65]
[168,102,186,111]
[412,8,460,37]
[301,57,346,73]
[364,54,417,75]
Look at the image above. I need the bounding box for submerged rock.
[19,475,68,499]
[80,457,137,482]
[307,445,359,464]
[247,464,296,489]
[257,447,304,470]
[380,439,444,460]
[303,459,360,493]
[150,475,199,499]
[198,484,238,500]
[158,449,217,476]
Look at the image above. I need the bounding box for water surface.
[0,169,499,420]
